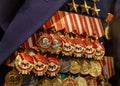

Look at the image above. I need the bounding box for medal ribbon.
[103,56,115,79]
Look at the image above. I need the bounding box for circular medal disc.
[89,60,102,77]
[70,60,81,74]
[39,37,51,49]
[37,77,52,86]
[51,76,63,86]
[80,60,91,75]
[5,68,23,86]
[63,76,78,86]
[75,76,87,86]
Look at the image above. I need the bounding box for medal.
[70,59,81,74]
[84,39,96,58]
[80,60,91,75]
[85,76,97,86]
[32,54,49,76]
[47,57,60,77]
[60,58,70,73]
[49,34,62,54]
[94,41,105,60]
[37,77,52,86]
[75,75,87,86]
[61,36,75,56]
[63,76,78,86]
[5,68,23,86]
[15,52,34,74]
[89,60,102,77]
[36,33,52,53]
[51,75,63,86]
[73,38,86,57]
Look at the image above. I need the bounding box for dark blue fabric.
[0,0,67,65]
[0,0,24,31]
[115,0,120,18]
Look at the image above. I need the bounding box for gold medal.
[75,75,87,86]
[51,75,63,86]
[37,77,52,86]
[61,36,75,56]
[80,60,91,75]
[15,52,34,74]
[63,76,78,86]
[47,57,60,77]
[70,59,81,74]
[89,60,102,77]
[73,38,85,58]
[32,54,49,76]
[94,41,105,60]
[5,68,23,86]
[84,39,96,58]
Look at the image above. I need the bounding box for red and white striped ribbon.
[44,11,104,38]
[103,56,115,79]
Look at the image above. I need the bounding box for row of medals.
[5,69,99,86]
[5,53,102,86]
[36,30,105,60]
[5,30,104,86]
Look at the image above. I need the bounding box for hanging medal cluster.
[5,0,107,86]
[35,30,105,60]
[14,49,60,77]
[13,23,105,86]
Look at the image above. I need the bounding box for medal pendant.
[63,76,78,86]
[36,33,52,53]
[37,77,52,86]
[50,34,62,54]
[47,57,60,77]
[80,60,91,75]
[15,52,34,74]
[70,59,81,74]
[75,75,87,86]
[32,54,48,76]
[89,60,102,77]
[5,68,23,86]
[51,75,63,86]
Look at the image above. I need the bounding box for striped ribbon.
[98,59,105,77]
[18,11,105,50]
[103,56,115,79]
[43,11,104,38]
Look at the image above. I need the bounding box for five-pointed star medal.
[80,0,90,14]
[68,0,79,12]
[91,0,100,16]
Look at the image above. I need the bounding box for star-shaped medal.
[91,0,100,17]
[68,0,79,12]
[80,0,90,14]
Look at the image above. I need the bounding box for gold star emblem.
[68,0,79,12]
[80,0,90,14]
[91,0,100,17]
